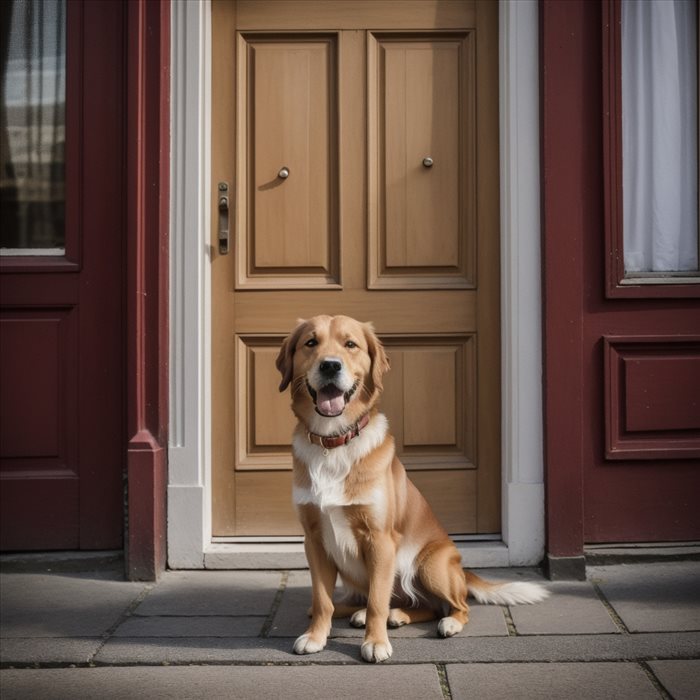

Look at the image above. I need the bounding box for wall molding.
[499,0,545,566]
[167,0,211,568]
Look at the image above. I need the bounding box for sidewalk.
[1,559,699,699]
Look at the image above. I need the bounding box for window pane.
[0,0,66,252]
[622,0,699,274]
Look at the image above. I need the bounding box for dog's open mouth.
[307,381,358,417]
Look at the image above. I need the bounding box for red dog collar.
[307,413,371,450]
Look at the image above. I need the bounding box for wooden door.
[0,1,124,549]
[211,0,500,537]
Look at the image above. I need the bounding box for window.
[604,0,700,297]
[0,0,66,255]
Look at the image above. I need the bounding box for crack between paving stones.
[86,584,155,666]
[4,653,700,671]
[260,570,289,638]
[435,663,453,700]
[502,605,518,636]
[592,583,631,634]
[638,660,674,700]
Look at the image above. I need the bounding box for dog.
[276,314,548,663]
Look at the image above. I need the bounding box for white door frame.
[167,0,543,569]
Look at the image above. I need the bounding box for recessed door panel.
[236,34,340,288]
[369,32,475,289]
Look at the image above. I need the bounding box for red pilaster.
[125,0,170,581]
[540,0,592,576]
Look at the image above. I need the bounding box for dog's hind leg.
[417,542,470,638]
[332,602,365,619]
[387,607,437,628]
[347,606,436,628]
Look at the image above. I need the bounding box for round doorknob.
[278,167,290,179]
[422,157,434,168]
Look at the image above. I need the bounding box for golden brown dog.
[276,315,548,663]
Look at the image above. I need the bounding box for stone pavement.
[1,560,699,699]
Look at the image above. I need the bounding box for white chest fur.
[291,413,423,602]
[319,506,367,585]
[292,414,388,511]
[292,414,388,586]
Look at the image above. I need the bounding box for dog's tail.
[464,571,550,605]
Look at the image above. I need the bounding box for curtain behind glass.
[0,0,66,252]
[622,0,698,273]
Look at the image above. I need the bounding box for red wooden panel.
[1,317,61,458]
[0,308,80,549]
[604,337,700,460]
[625,357,700,432]
[1,478,79,549]
[0,309,79,468]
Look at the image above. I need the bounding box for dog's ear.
[276,319,307,392]
[364,322,390,393]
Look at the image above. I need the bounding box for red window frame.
[602,0,700,299]
[0,1,82,274]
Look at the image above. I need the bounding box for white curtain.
[622,0,698,273]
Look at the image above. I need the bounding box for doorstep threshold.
[203,539,510,570]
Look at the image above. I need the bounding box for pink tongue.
[317,385,345,416]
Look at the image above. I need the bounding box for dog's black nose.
[319,359,342,376]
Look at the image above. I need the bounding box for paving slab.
[447,662,658,700]
[92,631,700,666]
[0,572,147,638]
[112,615,265,638]
[270,571,508,639]
[133,571,282,617]
[388,632,700,664]
[93,636,359,665]
[0,664,444,700]
[0,638,102,666]
[648,659,700,700]
[589,562,700,632]
[509,581,619,635]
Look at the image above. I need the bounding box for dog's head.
[276,315,390,432]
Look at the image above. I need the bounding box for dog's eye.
[345,340,357,349]
[304,338,318,348]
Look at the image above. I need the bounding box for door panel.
[212,0,499,537]
[368,32,475,288]
[237,33,340,288]
[0,310,78,463]
[604,337,700,459]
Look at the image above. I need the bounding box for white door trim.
[167,0,544,569]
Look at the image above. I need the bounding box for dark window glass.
[1,0,66,252]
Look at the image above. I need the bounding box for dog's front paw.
[293,632,327,655]
[361,638,393,663]
[437,616,464,638]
